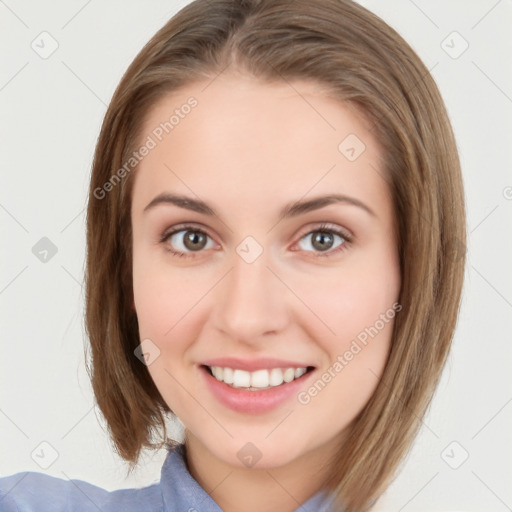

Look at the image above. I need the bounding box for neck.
[184,431,337,512]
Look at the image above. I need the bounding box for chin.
[208,434,316,470]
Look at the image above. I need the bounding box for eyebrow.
[143,192,376,219]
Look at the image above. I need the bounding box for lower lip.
[199,365,314,414]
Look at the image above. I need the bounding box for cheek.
[133,269,171,339]
[133,247,201,338]
[297,259,400,348]
[132,260,206,408]
[297,251,400,416]
[132,255,215,390]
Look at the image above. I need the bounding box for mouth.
[200,364,316,391]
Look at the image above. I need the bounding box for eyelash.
[159,223,352,259]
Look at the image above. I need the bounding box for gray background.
[1,1,511,510]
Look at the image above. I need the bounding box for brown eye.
[297,228,348,256]
[163,228,215,256]
[311,231,335,251]
[182,230,208,251]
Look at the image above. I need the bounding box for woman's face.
[131,73,401,470]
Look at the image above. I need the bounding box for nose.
[211,248,289,346]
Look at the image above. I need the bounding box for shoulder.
[0,471,162,512]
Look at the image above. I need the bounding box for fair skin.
[131,72,401,512]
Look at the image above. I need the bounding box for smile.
[204,365,313,390]
[199,362,316,414]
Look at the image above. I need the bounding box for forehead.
[131,73,389,216]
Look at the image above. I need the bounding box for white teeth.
[283,368,295,383]
[294,368,307,379]
[269,368,284,386]
[212,366,223,380]
[207,365,310,389]
[232,369,251,388]
[250,369,269,388]
[223,367,234,384]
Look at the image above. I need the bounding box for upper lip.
[201,357,314,372]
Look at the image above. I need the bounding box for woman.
[0,0,466,510]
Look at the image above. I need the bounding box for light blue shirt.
[0,443,338,511]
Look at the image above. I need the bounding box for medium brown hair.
[84,1,466,510]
